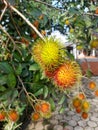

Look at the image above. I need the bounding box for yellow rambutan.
[32,40,43,64]
[53,61,82,90]
[32,37,65,70]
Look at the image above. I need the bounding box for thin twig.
[17,76,29,96]
[9,5,45,41]
[34,0,64,11]
[0,25,15,45]
[0,0,7,21]
[86,12,98,17]
[9,9,21,37]
[17,76,36,110]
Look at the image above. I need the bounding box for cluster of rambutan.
[72,93,90,119]
[0,109,19,122]
[31,101,51,121]
[88,81,98,97]
[32,37,82,91]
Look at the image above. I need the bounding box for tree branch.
[85,12,98,17]
[34,0,64,11]
[9,5,45,41]
[0,25,15,45]
[0,0,8,21]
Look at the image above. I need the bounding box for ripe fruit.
[30,31,38,40]
[32,112,41,121]
[90,39,98,49]
[81,112,88,119]
[94,89,98,97]
[65,20,70,25]
[35,103,41,112]
[88,81,96,90]
[73,98,82,108]
[21,37,29,46]
[78,93,85,99]
[44,69,55,78]
[76,107,82,113]
[95,8,98,14]
[8,110,19,122]
[53,61,82,89]
[0,111,6,121]
[33,20,39,28]
[40,102,50,113]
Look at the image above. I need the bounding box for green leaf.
[0,62,13,74]
[86,69,93,78]
[13,51,22,62]
[0,86,6,92]
[7,73,16,88]
[0,89,18,102]
[0,89,14,101]
[89,4,96,11]
[0,75,7,85]
[84,16,92,28]
[34,88,43,96]
[49,98,55,111]
[58,95,66,105]
[59,107,65,114]
[43,86,48,99]
[29,63,40,71]
[15,64,22,75]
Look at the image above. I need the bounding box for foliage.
[0,0,98,129]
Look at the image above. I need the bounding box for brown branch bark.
[9,5,45,41]
[34,0,64,11]
[0,0,7,21]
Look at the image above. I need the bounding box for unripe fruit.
[70,28,74,33]
[65,20,70,25]
[90,39,98,49]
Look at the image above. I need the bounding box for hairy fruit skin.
[32,112,41,121]
[32,37,65,70]
[53,61,82,90]
[34,101,51,119]
[8,110,19,122]
[0,111,6,121]
[88,81,96,90]
[73,98,82,108]
[90,39,98,49]
[82,112,88,119]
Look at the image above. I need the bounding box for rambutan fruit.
[32,37,66,70]
[53,61,82,90]
[31,112,41,121]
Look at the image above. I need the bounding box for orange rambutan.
[78,93,85,100]
[44,69,56,78]
[34,101,51,119]
[40,101,51,118]
[31,112,41,121]
[53,61,82,90]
